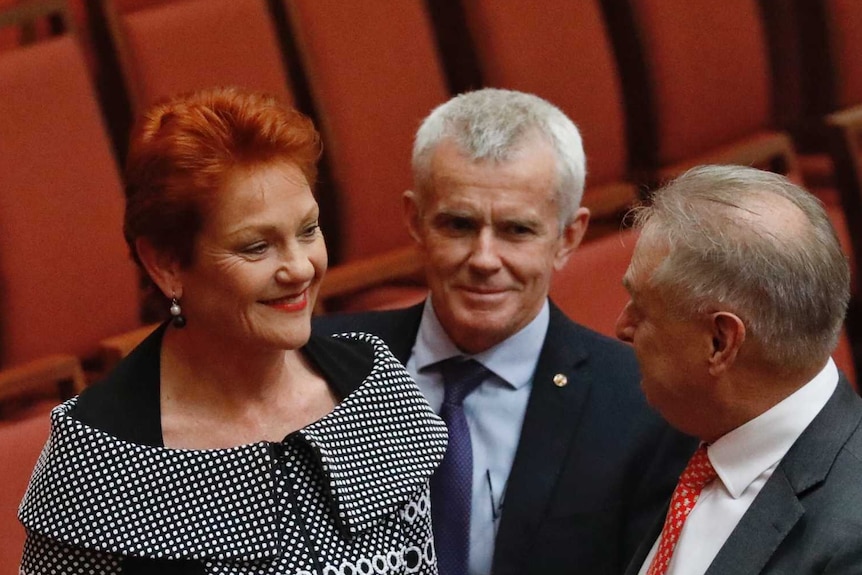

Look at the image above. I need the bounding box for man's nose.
[615,301,635,343]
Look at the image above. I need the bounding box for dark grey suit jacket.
[624,377,862,575]
[314,301,698,575]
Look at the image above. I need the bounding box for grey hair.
[412,88,586,225]
[631,165,850,370]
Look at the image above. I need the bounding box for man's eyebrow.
[435,208,474,219]
[621,273,635,294]
[500,215,541,225]
[622,270,637,298]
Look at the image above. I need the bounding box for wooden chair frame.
[0,0,72,42]
[0,353,85,410]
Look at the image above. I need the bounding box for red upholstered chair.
[0,0,36,50]
[612,0,859,366]
[0,355,85,422]
[458,0,641,231]
[0,0,70,51]
[614,0,800,180]
[0,413,51,573]
[550,229,639,339]
[0,5,140,393]
[100,0,293,115]
[0,0,19,49]
[790,1,862,312]
[821,1,862,113]
[284,0,449,312]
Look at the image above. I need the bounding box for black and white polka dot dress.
[18,331,448,575]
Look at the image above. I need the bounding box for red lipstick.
[266,290,308,312]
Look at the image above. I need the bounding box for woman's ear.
[135,237,183,299]
[708,311,746,376]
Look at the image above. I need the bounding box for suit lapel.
[627,378,862,575]
[624,511,665,575]
[705,470,803,575]
[493,304,592,566]
[365,304,423,364]
[706,379,862,575]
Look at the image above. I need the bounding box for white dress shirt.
[407,298,549,575]
[637,358,839,575]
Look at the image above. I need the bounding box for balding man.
[618,165,862,575]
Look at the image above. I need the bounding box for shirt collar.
[411,298,550,390]
[707,358,838,498]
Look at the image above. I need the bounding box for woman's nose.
[275,251,315,283]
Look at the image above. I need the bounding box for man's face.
[616,237,712,434]
[405,138,588,354]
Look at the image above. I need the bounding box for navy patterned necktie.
[431,358,488,575]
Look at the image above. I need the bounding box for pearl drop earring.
[169,297,186,328]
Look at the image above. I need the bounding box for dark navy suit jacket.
[315,301,697,575]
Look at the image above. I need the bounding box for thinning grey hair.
[412,88,586,225]
[631,165,850,370]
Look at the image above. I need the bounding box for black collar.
[71,323,373,446]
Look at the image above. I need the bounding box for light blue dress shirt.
[406,299,549,575]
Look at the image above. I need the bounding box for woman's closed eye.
[300,223,321,239]
[241,241,269,256]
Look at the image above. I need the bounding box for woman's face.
[177,161,327,351]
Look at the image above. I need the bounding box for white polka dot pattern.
[18,332,448,574]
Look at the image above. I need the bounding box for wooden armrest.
[316,245,425,314]
[0,0,74,34]
[0,353,85,402]
[98,323,161,373]
[826,104,862,133]
[657,131,801,183]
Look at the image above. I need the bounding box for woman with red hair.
[18,87,446,574]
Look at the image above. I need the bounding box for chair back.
[459,0,638,220]
[622,0,773,167]
[0,414,50,572]
[0,31,139,367]
[550,229,638,338]
[285,0,449,263]
[102,0,293,113]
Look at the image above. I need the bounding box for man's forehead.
[627,234,669,285]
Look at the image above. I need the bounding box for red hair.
[124,86,322,267]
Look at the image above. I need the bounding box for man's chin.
[455,290,511,312]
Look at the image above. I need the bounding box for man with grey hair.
[316,88,694,575]
[619,165,862,575]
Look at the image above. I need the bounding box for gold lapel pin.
[553,373,568,387]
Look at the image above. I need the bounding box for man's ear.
[553,207,590,271]
[709,311,746,376]
[135,237,183,300]
[403,190,424,245]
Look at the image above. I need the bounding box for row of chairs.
[2,0,861,378]
[1,0,862,409]
[2,226,860,571]
[4,1,859,254]
[1,1,862,566]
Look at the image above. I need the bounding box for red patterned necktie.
[646,444,717,575]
